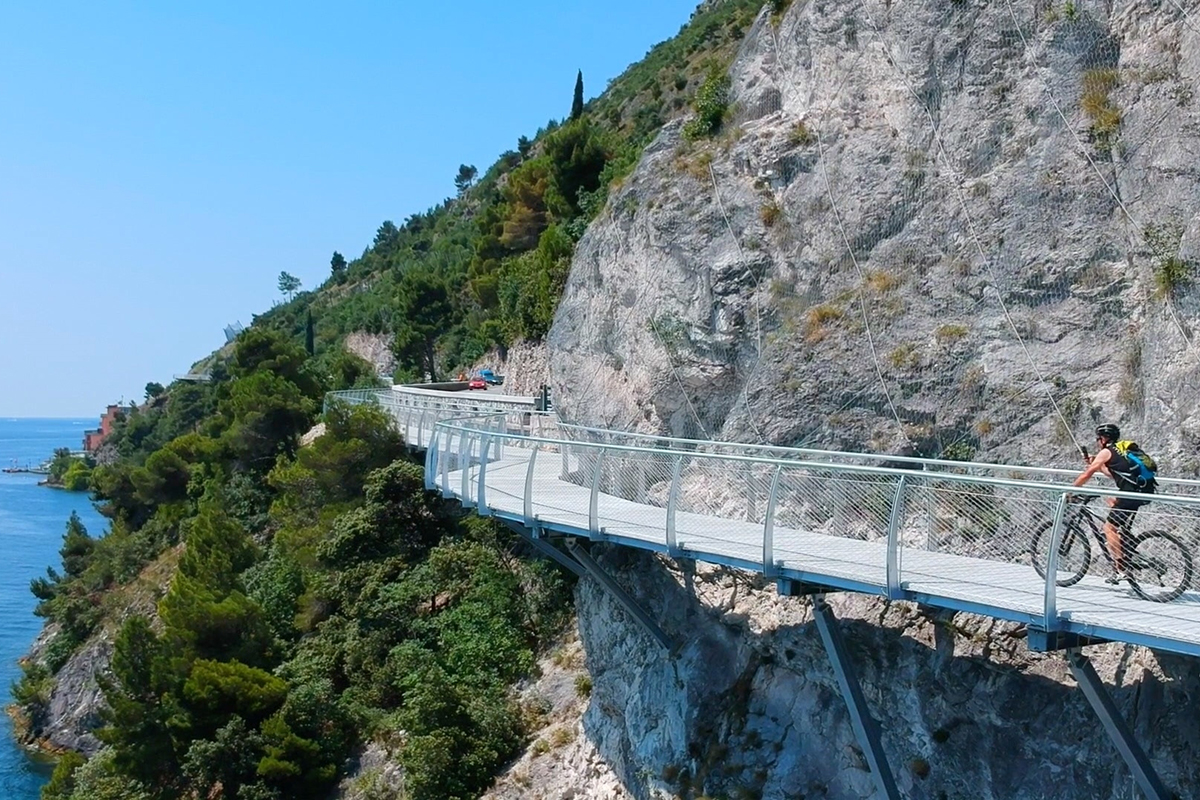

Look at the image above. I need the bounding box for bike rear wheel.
[1127,530,1194,603]
[1030,518,1092,587]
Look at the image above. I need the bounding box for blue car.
[479,369,505,386]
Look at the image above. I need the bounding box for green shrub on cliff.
[683,66,732,140]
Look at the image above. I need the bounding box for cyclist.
[1071,423,1154,583]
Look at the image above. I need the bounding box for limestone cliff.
[550,0,1200,466]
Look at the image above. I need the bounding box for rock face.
[550,0,1200,466]
[40,637,109,755]
[525,549,1200,800]
[345,331,397,379]
[19,628,109,756]
[534,2,1200,799]
[482,632,632,800]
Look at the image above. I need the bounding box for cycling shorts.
[1107,496,1149,537]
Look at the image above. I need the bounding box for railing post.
[763,466,783,577]
[461,429,475,506]
[440,424,452,491]
[417,407,428,449]
[666,455,684,555]
[476,429,492,515]
[885,475,908,599]
[925,487,936,551]
[425,426,440,491]
[523,445,539,524]
[589,450,607,535]
[1043,493,1070,630]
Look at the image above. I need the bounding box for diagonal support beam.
[811,595,901,800]
[1066,649,1172,800]
[510,524,587,579]
[565,539,675,655]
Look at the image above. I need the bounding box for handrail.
[326,387,1200,493]
[549,417,1200,491]
[432,413,1200,507]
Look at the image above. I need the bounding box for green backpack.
[1112,440,1158,490]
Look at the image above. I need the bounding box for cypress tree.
[305,309,315,356]
[570,70,584,120]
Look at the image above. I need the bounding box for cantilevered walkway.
[326,386,1200,800]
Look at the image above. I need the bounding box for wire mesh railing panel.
[774,470,895,542]
[907,480,1051,564]
[1050,498,1200,624]
[900,479,1061,613]
[764,467,894,589]
[602,449,678,508]
[670,458,763,523]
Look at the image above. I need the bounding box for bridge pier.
[503,521,676,655]
[809,594,902,800]
[564,539,676,655]
[1066,649,1173,800]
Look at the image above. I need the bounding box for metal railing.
[425,410,1200,657]
[324,387,536,449]
[326,387,1200,495]
[319,388,1200,655]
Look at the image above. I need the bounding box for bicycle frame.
[1067,503,1121,571]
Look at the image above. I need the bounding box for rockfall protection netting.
[556,0,1200,470]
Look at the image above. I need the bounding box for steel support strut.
[810,595,901,800]
[1066,649,1171,800]
[565,539,675,654]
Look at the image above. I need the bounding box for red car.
[468,377,486,390]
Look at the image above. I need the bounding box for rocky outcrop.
[550,0,1200,466]
[18,628,109,756]
[345,331,397,379]
[337,742,408,800]
[482,632,631,800]
[470,339,553,398]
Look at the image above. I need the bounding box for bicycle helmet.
[1095,423,1120,442]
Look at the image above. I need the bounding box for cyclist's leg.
[1105,501,1139,572]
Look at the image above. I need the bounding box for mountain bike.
[1030,496,1194,602]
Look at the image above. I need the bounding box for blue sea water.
[0,419,108,798]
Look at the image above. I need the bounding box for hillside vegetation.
[15,3,773,799]
[259,0,762,381]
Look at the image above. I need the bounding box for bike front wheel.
[1030,518,1092,587]
[1127,530,1194,603]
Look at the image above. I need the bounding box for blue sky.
[0,0,704,417]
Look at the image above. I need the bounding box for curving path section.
[327,388,1200,659]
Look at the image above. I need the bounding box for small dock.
[3,462,50,475]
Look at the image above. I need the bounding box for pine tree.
[329,251,347,283]
[570,70,584,120]
[277,271,301,301]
